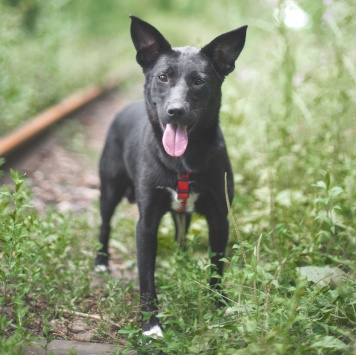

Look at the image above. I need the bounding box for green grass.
[1,1,356,354]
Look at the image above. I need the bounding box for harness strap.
[177,173,190,212]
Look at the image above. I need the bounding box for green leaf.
[314,181,327,190]
[314,197,328,205]
[219,257,230,263]
[311,336,347,350]
[297,266,346,288]
[329,186,343,199]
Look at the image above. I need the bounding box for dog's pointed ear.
[130,15,172,67]
[201,25,247,78]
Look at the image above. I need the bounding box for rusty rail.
[0,78,121,157]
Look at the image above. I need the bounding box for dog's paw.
[93,264,110,273]
[143,325,164,338]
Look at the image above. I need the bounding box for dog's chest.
[165,187,199,213]
[157,173,202,213]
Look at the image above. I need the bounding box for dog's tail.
[171,212,191,250]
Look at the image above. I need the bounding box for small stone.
[69,319,90,334]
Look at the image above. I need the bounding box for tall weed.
[0,171,94,351]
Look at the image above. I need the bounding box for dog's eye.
[194,78,205,86]
[158,74,168,82]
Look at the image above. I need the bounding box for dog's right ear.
[130,16,172,67]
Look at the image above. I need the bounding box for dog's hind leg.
[171,212,191,250]
[95,171,132,272]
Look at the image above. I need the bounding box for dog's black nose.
[167,106,186,118]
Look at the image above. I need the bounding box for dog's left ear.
[201,25,248,78]
[130,15,172,67]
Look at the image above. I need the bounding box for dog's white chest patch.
[165,187,199,213]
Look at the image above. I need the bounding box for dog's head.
[130,16,247,157]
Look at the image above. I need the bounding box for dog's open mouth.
[162,124,188,157]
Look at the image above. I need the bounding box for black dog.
[95,16,247,337]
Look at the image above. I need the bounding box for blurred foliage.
[0,0,248,135]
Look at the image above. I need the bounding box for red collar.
[176,173,190,212]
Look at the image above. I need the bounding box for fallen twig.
[60,309,121,329]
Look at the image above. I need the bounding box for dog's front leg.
[136,214,164,337]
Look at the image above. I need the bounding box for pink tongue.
[162,124,188,157]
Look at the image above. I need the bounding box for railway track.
[0,80,132,213]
